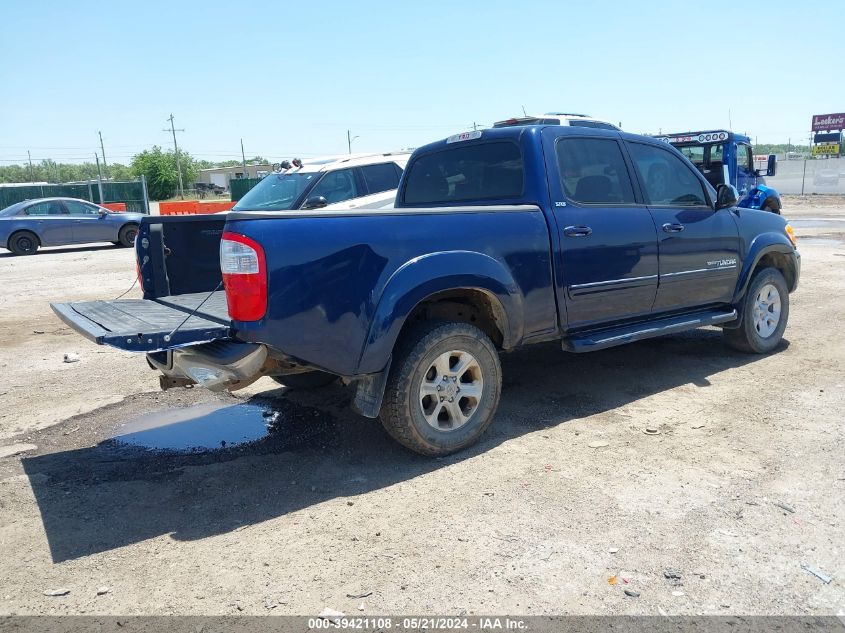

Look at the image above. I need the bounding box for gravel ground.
[0,195,843,616]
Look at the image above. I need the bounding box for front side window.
[64,200,101,215]
[403,141,523,205]
[628,142,708,207]
[22,201,65,216]
[736,144,752,174]
[308,168,359,204]
[556,138,636,204]
[360,163,401,195]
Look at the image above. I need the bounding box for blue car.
[0,197,145,255]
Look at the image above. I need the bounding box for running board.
[562,309,738,353]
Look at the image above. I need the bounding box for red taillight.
[220,231,267,321]
[136,260,144,292]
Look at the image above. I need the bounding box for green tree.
[130,146,197,200]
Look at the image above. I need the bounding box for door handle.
[564,225,593,237]
[662,223,685,233]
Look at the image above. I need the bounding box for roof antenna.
[521,105,527,117]
[728,108,733,129]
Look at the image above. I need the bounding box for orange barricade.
[101,202,127,212]
[159,201,235,215]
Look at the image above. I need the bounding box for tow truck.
[655,130,781,213]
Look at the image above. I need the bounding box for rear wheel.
[118,224,139,247]
[724,267,789,353]
[272,371,338,389]
[8,231,39,256]
[380,321,501,456]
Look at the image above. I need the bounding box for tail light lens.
[220,232,267,321]
[135,260,144,292]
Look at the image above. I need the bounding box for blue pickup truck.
[52,126,800,456]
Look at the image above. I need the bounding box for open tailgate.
[51,291,231,353]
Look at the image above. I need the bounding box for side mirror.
[302,196,328,210]
[99,209,108,217]
[715,184,739,210]
[766,154,777,177]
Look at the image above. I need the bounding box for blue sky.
[1,0,843,165]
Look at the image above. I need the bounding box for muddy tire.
[724,267,789,353]
[118,224,139,247]
[8,231,39,256]
[272,371,338,389]
[380,321,501,456]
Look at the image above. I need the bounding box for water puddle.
[788,218,845,229]
[112,401,336,453]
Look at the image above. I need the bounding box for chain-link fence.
[766,156,845,195]
[0,178,149,213]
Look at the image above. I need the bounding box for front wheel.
[724,267,789,353]
[763,200,781,215]
[380,321,502,456]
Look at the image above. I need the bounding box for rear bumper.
[147,340,269,391]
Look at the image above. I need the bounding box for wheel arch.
[734,237,798,303]
[7,228,41,250]
[356,251,523,375]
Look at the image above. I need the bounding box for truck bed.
[51,291,230,352]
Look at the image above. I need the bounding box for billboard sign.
[812,143,840,156]
[811,113,845,132]
[814,132,842,144]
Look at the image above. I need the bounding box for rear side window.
[360,163,401,195]
[556,138,636,204]
[627,142,708,207]
[403,142,523,204]
[22,201,65,216]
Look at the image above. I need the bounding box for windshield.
[233,172,318,211]
[676,143,725,170]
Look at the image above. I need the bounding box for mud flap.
[351,359,391,418]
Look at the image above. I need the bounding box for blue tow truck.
[52,125,800,456]
[655,130,781,213]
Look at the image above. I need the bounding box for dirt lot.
[1,196,843,616]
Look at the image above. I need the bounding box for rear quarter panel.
[226,208,557,376]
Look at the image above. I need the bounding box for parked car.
[0,197,144,255]
[53,126,799,456]
[493,112,620,130]
[234,152,411,213]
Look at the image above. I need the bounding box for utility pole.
[347,130,359,155]
[164,114,185,199]
[94,153,105,204]
[27,150,34,182]
[98,130,109,179]
[240,138,247,175]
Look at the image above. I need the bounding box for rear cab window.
[402,141,524,205]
